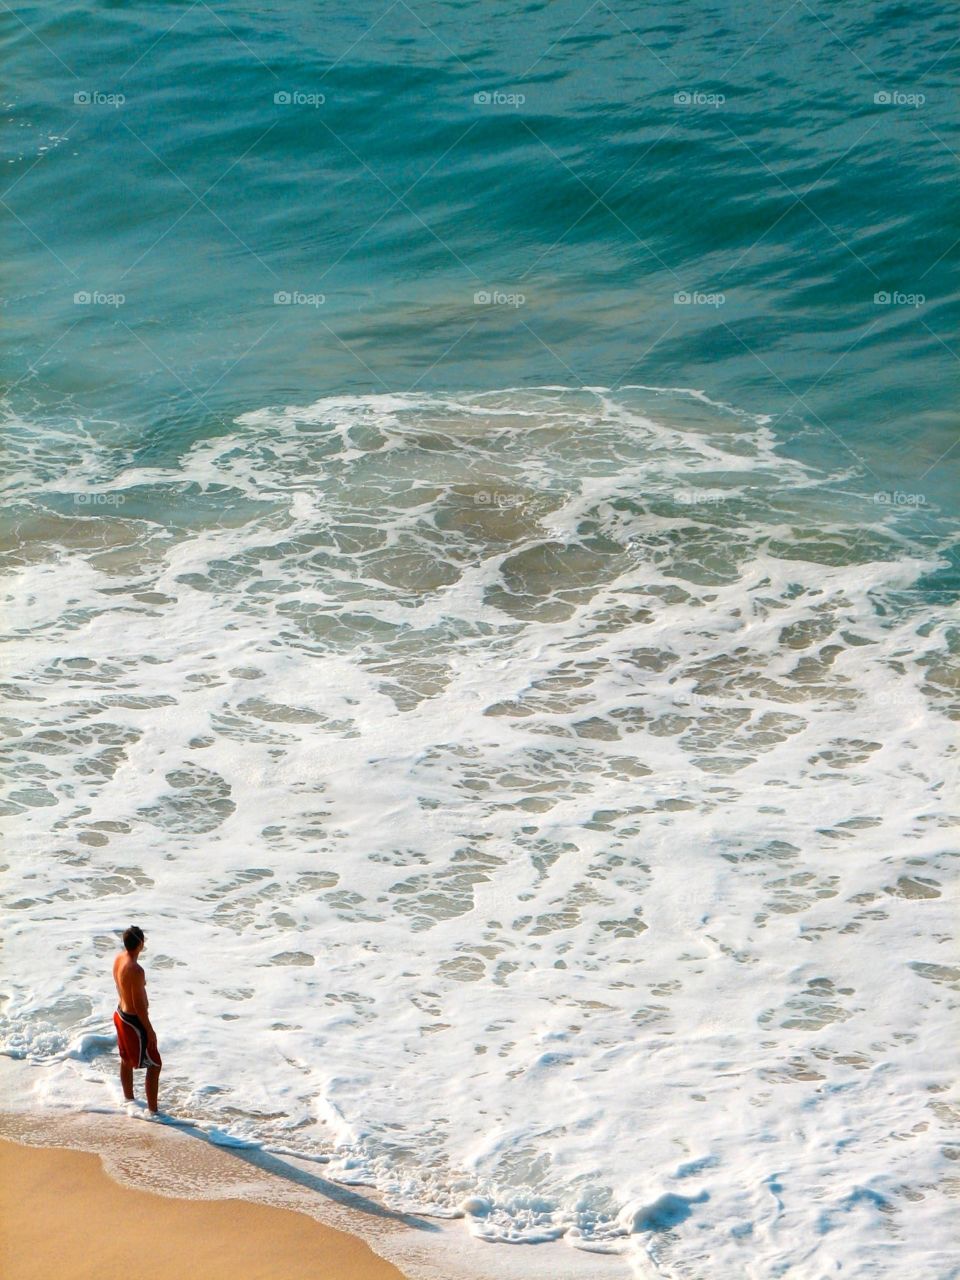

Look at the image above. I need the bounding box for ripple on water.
[136,765,235,833]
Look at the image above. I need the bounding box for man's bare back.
[113,951,149,1020]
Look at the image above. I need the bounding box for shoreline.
[0,1135,409,1280]
[0,1094,630,1280]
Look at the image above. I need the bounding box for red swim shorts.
[114,1007,162,1069]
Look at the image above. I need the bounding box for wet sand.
[0,1137,407,1280]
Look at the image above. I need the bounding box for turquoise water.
[3,2,958,516]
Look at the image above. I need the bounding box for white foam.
[1,388,957,1279]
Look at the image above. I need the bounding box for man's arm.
[132,967,152,1031]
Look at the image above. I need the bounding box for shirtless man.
[112,925,162,1113]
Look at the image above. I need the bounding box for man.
[112,925,162,1114]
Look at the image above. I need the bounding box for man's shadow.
[71,1034,441,1233]
[160,1116,441,1233]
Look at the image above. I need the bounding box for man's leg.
[145,1066,160,1113]
[120,1061,134,1102]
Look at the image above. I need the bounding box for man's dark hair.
[122,925,145,953]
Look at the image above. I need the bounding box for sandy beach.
[0,1067,626,1280]
[0,1136,407,1280]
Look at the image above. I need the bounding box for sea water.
[2,4,958,1279]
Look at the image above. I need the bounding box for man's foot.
[126,1102,164,1122]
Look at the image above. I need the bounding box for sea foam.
[1,388,957,1279]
